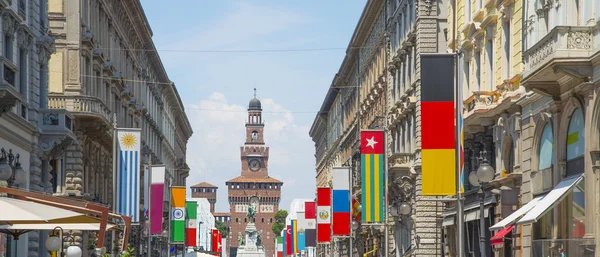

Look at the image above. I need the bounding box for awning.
[0,222,118,231]
[490,225,514,245]
[442,216,454,227]
[465,207,490,222]
[517,174,584,225]
[490,195,544,230]
[0,197,93,225]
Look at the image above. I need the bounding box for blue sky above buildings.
[141,1,366,212]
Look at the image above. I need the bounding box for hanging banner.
[360,130,385,223]
[170,187,186,243]
[211,229,220,252]
[143,165,149,219]
[186,200,198,247]
[316,187,331,243]
[332,167,350,235]
[421,54,456,196]
[304,201,317,247]
[150,166,165,235]
[115,128,142,222]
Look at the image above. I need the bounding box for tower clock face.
[249,159,261,171]
[251,131,258,140]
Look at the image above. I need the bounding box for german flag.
[360,130,385,223]
[421,54,456,196]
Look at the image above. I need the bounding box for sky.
[140,1,366,212]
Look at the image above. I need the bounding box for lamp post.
[0,148,27,188]
[468,150,495,257]
[45,227,83,257]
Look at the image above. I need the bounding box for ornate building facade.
[41,0,192,255]
[0,0,62,255]
[226,96,283,257]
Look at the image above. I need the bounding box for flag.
[277,236,283,257]
[421,54,456,195]
[186,201,197,247]
[297,210,308,251]
[170,187,186,243]
[316,187,331,243]
[211,229,219,252]
[332,167,350,235]
[352,198,361,221]
[285,225,292,255]
[304,201,317,247]
[360,130,385,223]
[150,166,165,235]
[221,237,226,257]
[115,128,142,222]
[217,232,223,253]
[292,219,298,253]
[298,229,306,251]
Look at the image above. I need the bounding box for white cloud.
[185,93,316,212]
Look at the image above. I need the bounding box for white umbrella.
[0,197,92,225]
[0,222,118,231]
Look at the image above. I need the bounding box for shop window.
[566,108,584,176]
[571,178,585,238]
[538,124,553,170]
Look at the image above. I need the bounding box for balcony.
[38,108,77,158]
[47,95,111,124]
[532,239,595,257]
[463,76,524,126]
[388,153,413,173]
[523,26,597,96]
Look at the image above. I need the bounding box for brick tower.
[190,182,218,213]
[226,91,283,257]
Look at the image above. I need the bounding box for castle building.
[225,94,283,257]
[191,182,218,213]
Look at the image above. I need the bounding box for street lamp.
[468,150,495,257]
[45,227,83,257]
[0,148,27,187]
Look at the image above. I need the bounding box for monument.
[236,203,266,257]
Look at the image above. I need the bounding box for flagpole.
[349,163,353,257]
[383,128,389,257]
[453,0,465,255]
[147,157,152,257]
[111,113,117,255]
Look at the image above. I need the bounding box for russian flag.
[332,167,351,235]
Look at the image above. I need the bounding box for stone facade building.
[226,96,283,257]
[0,0,62,255]
[16,0,195,255]
[310,0,450,256]
[191,181,218,213]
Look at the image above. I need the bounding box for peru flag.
[317,187,331,243]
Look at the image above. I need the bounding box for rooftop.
[225,176,283,184]
[190,182,218,188]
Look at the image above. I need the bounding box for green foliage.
[101,247,135,257]
[215,219,230,237]
[272,209,288,235]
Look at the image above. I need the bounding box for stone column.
[591,150,600,255]
[581,87,596,241]
[28,144,43,256]
[64,135,84,195]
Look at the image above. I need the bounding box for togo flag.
[360,130,385,223]
[171,187,186,243]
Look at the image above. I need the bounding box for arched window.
[538,124,553,170]
[566,108,585,173]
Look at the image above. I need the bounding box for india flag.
[171,187,186,243]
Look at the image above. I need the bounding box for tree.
[215,219,230,237]
[272,209,288,235]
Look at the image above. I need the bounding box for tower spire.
[254,88,257,98]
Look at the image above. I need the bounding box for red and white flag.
[316,187,331,243]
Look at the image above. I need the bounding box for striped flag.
[150,166,165,235]
[277,236,283,257]
[360,130,385,223]
[332,167,350,235]
[186,200,197,247]
[316,187,331,243]
[170,187,186,243]
[292,219,298,253]
[285,225,292,255]
[421,54,456,196]
[115,128,142,222]
[304,201,317,247]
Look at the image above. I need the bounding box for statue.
[238,232,245,246]
[256,230,262,247]
[246,203,256,223]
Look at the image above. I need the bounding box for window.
[18,49,27,95]
[4,35,13,61]
[261,218,264,223]
[538,124,553,170]
[503,20,511,79]
[486,35,494,91]
[566,108,584,175]
[464,60,470,96]
[570,178,585,238]
[475,51,481,91]
[465,0,471,22]
[39,65,47,108]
